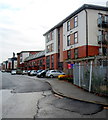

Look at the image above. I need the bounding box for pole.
[89,61,93,92]
[79,63,81,87]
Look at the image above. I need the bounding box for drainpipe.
[85,9,88,57]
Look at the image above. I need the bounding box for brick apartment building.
[24,51,45,70]
[43,4,108,71]
[17,51,42,70]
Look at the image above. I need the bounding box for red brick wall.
[45,53,58,70]
[88,46,99,56]
[63,45,99,60]
[54,53,58,69]
[70,18,74,29]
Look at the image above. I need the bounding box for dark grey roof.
[17,51,42,55]
[43,4,108,36]
[24,51,45,61]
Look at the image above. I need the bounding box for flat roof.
[43,4,108,36]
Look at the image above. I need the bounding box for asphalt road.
[1,72,107,118]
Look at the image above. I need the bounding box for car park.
[11,70,16,75]
[37,70,48,78]
[46,70,65,78]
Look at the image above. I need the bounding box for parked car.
[27,70,31,75]
[22,70,28,75]
[16,69,22,74]
[11,70,16,75]
[36,70,43,74]
[46,70,65,78]
[37,70,48,78]
[1,70,5,72]
[29,70,37,76]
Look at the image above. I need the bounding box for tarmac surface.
[34,77,108,106]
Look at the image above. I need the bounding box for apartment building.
[24,51,45,70]
[17,51,42,70]
[43,4,108,70]
[1,57,17,72]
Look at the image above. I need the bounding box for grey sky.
[0,0,107,63]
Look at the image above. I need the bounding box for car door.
[51,70,56,77]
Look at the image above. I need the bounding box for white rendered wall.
[63,10,86,51]
[45,29,58,56]
[20,53,29,64]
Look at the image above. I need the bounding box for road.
[0,72,107,119]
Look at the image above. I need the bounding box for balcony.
[97,35,108,44]
[97,17,108,28]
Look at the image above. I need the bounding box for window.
[74,32,78,43]
[51,31,54,40]
[98,13,102,19]
[67,50,71,59]
[51,43,54,52]
[74,48,78,58]
[74,16,78,27]
[105,31,108,41]
[98,13,108,27]
[46,56,50,68]
[105,15,108,23]
[67,20,70,31]
[67,35,70,46]
[46,34,50,43]
[98,30,108,42]
[46,44,54,53]
[46,45,50,53]
[39,60,43,66]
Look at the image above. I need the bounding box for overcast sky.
[0,0,107,63]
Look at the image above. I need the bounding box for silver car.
[11,70,16,75]
[46,70,65,78]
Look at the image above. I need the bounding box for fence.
[73,62,108,96]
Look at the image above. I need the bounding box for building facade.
[17,51,42,70]
[24,51,45,70]
[44,4,108,71]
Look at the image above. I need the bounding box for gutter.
[85,9,88,57]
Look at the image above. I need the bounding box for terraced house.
[43,4,108,71]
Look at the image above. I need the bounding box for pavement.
[43,78,108,107]
[27,76,108,106]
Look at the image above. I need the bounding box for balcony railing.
[97,17,108,28]
[97,35,108,44]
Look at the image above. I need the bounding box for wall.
[63,10,86,51]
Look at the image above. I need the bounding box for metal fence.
[73,62,108,96]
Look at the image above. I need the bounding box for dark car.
[37,70,48,78]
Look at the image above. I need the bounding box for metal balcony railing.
[97,17,108,28]
[97,35,108,44]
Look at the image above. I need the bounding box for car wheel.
[50,75,54,78]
